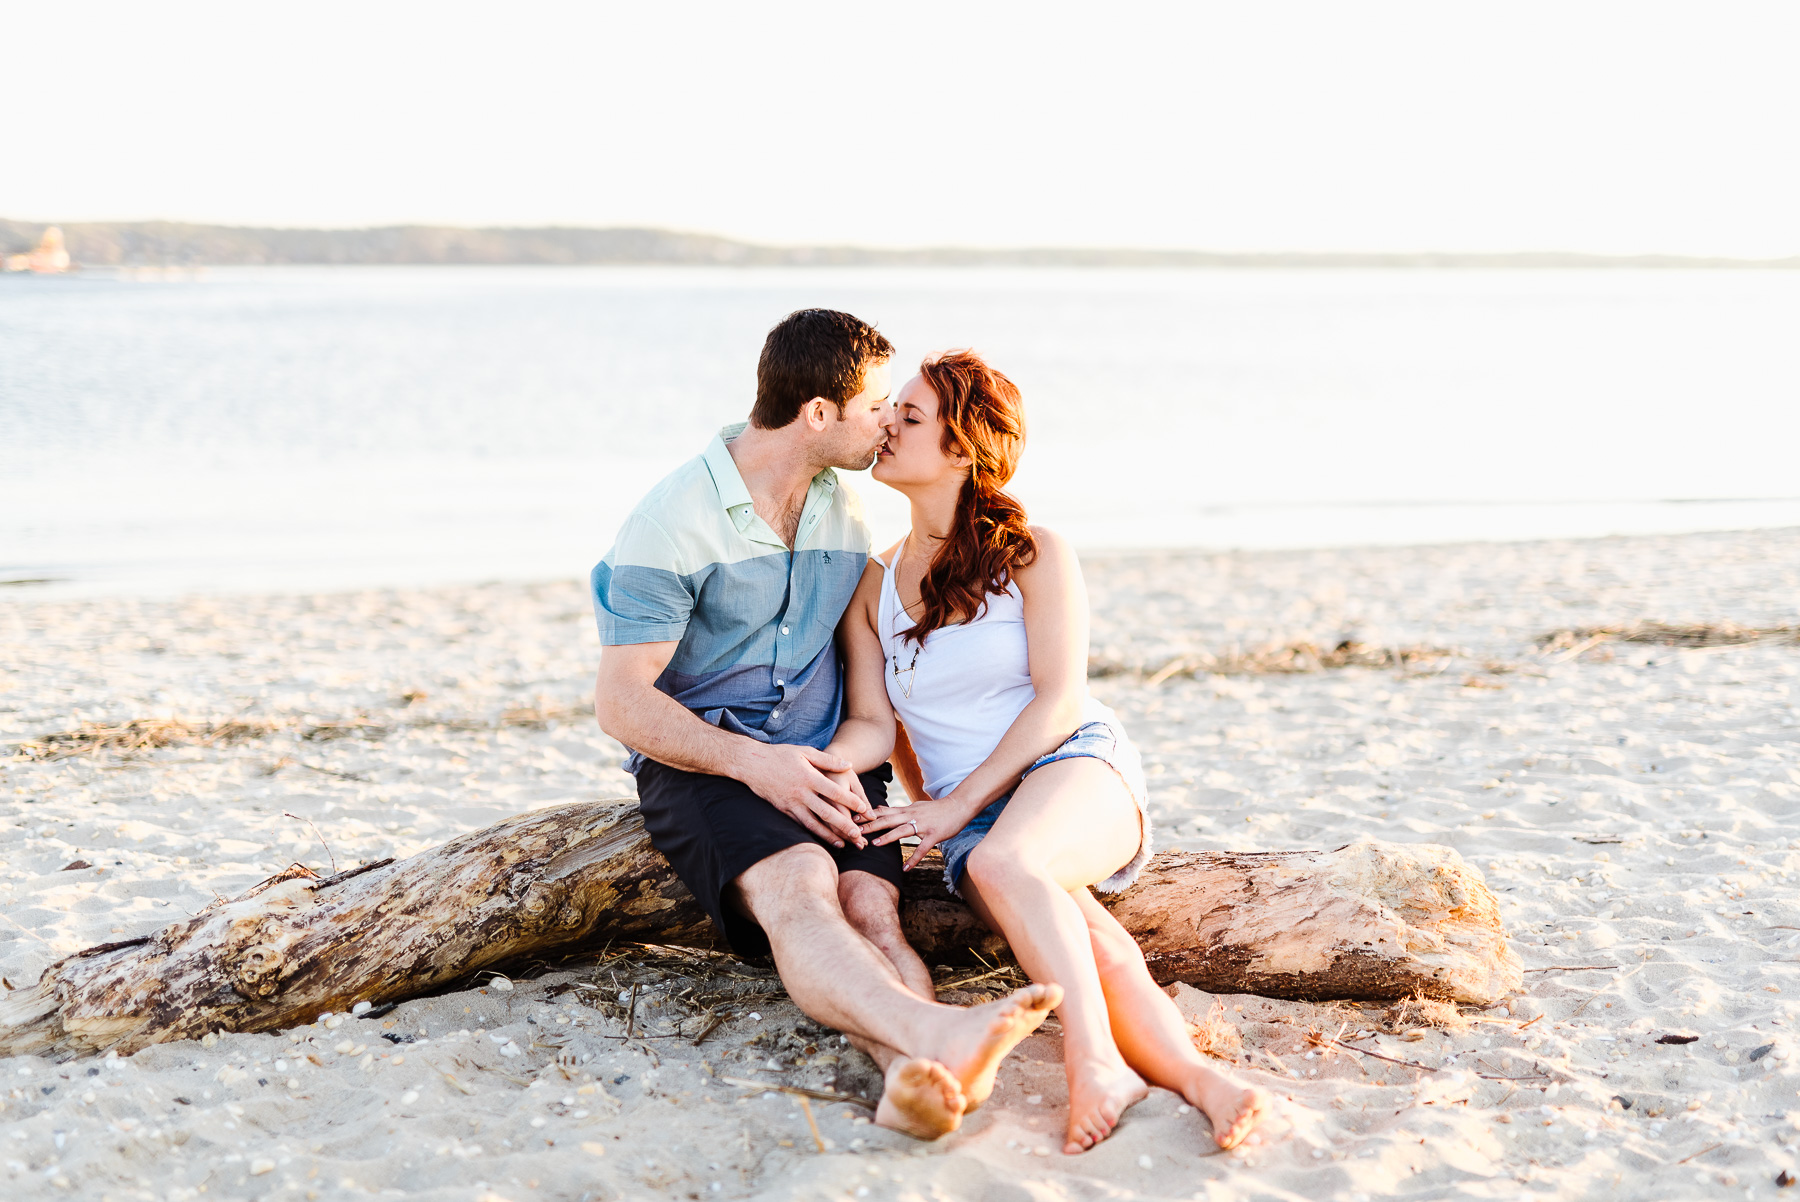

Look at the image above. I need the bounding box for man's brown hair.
[752,309,895,429]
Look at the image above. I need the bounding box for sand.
[3,526,1799,1201]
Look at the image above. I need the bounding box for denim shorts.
[937,720,1152,900]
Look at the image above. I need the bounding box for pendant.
[891,648,919,699]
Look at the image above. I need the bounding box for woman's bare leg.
[1074,889,1273,1150]
[958,757,1149,1153]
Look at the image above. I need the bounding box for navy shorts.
[635,758,903,958]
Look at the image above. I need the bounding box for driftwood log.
[0,800,1520,1059]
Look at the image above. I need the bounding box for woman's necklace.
[890,640,920,699]
[890,533,922,698]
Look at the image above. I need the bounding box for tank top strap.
[874,542,902,641]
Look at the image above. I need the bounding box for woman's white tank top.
[875,543,1112,800]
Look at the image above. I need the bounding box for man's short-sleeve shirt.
[591,423,872,770]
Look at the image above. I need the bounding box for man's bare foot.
[873,1058,966,1140]
[1063,1059,1148,1153]
[1184,1063,1273,1150]
[924,983,1062,1110]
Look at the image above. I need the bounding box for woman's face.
[872,374,967,490]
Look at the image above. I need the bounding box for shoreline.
[10,218,1800,271]
[7,520,1800,605]
[3,526,1799,1199]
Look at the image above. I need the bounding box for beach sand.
[3,527,1799,1201]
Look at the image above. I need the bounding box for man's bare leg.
[838,870,935,1004]
[836,870,965,1138]
[730,843,1059,1137]
[837,870,935,1072]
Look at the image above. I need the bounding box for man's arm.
[593,641,870,848]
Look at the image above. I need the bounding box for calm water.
[3,266,1798,597]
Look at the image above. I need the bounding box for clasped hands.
[742,742,871,849]
[742,742,976,869]
[856,794,978,872]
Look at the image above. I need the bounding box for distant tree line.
[2,219,1795,269]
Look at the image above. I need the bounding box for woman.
[823,350,1271,1154]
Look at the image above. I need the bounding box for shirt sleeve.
[591,514,693,646]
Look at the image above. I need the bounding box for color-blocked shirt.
[591,423,872,771]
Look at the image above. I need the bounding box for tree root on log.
[0,800,1520,1059]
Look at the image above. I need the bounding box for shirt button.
[780,626,789,635]
[772,709,781,719]
[775,679,784,687]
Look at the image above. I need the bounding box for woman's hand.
[817,759,870,813]
[858,797,975,872]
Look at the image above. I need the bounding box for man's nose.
[879,402,898,432]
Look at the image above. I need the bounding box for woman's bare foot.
[873,1058,966,1140]
[923,983,1062,1110]
[1063,1059,1148,1153]
[1183,1063,1273,1150]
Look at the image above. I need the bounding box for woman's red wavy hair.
[900,350,1037,643]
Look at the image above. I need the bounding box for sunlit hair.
[900,350,1037,643]
[752,309,894,430]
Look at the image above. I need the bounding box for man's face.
[815,360,895,471]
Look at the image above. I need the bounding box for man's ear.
[803,398,833,431]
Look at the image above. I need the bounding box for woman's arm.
[822,561,897,774]
[860,526,1090,865]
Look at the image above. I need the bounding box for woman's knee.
[963,839,1044,894]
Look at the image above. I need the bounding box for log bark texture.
[0,800,1520,1059]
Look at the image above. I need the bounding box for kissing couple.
[591,309,1269,1153]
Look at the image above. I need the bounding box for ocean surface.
[3,266,1798,598]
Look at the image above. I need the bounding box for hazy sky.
[10,1,1799,254]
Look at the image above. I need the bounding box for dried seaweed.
[1089,639,1452,683]
[1381,993,1471,1033]
[496,703,593,729]
[9,717,276,762]
[7,701,597,762]
[1538,621,1800,653]
[1186,998,1244,1062]
[300,721,391,742]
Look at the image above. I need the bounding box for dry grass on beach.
[9,717,277,762]
[2,527,1799,1201]
[1089,639,1453,685]
[8,704,596,764]
[1538,621,1800,656]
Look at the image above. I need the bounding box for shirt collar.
[703,423,757,533]
[701,422,842,541]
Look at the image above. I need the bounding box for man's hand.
[741,743,871,849]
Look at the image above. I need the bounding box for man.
[591,309,1056,1139]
